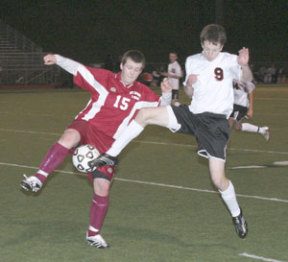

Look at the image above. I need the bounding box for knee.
[211,175,229,191]
[136,108,151,125]
[93,178,110,197]
[58,129,80,148]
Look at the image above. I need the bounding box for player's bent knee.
[58,129,81,148]
[211,176,228,191]
[136,108,154,125]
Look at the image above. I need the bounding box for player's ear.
[120,63,123,71]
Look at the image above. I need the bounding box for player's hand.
[160,72,168,77]
[187,74,198,87]
[160,78,172,93]
[246,108,253,119]
[152,71,160,77]
[237,47,249,66]
[43,54,57,65]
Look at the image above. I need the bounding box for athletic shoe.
[261,127,270,141]
[232,209,248,239]
[88,153,118,168]
[20,175,43,193]
[86,233,109,248]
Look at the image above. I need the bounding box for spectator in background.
[264,64,277,84]
[277,67,286,83]
[161,52,183,106]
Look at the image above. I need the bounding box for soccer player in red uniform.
[20,50,172,248]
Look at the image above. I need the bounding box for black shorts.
[171,105,230,160]
[230,104,248,122]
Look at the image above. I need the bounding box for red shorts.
[68,120,116,181]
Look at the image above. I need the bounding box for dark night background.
[1,0,287,65]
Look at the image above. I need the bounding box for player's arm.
[159,78,172,106]
[247,90,254,119]
[44,54,81,75]
[237,48,253,82]
[44,54,107,94]
[183,74,197,98]
[164,65,183,79]
[183,58,196,98]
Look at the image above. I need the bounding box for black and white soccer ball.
[72,144,100,173]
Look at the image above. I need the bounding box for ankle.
[87,230,99,237]
[35,173,47,183]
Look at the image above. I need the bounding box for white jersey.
[168,61,182,90]
[233,80,255,108]
[185,52,242,118]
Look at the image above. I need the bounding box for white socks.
[107,120,144,157]
[241,123,265,134]
[219,181,241,217]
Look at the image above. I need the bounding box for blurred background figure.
[161,52,183,106]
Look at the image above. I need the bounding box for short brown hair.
[200,24,227,46]
[121,50,146,68]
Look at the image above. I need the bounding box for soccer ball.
[72,144,100,173]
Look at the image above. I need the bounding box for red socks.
[88,194,109,236]
[35,143,70,183]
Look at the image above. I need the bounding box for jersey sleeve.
[183,56,193,86]
[73,67,111,95]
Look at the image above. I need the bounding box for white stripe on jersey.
[75,65,109,121]
[113,100,159,139]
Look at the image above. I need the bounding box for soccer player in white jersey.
[20,50,172,248]
[161,52,183,106]
[229,80,270,140]
[90,24,254,239]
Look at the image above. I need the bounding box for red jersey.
[73,66,160,140]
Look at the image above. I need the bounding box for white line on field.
[230,165,268,169]
[239,252,287,262]
[1,127,288,156]
[0,128,60,136]
[1,161,288,204]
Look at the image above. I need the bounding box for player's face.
[201,41,223,61]
[169,53,177,63]
[121,58,143,86]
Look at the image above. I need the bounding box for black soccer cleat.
[232,209,248,239]
[88,153,118,168]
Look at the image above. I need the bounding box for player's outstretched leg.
[232,208,248,239]
[20,143,70,193]
[241,123,270,141]
[89,153,118,168]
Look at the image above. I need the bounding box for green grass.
[0,86,287,261]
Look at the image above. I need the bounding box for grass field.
[0,85,287,262]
